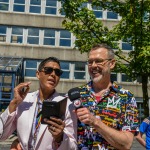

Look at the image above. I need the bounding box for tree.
[59,0,150,117]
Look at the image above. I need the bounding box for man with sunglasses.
[0,57,77,150]
[73,43,139,150]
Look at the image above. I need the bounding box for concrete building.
[0,0,149,122]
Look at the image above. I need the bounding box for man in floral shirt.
[74,43,139,150]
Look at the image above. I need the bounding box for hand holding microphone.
[68,87,96,126]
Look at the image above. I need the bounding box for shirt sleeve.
[139,118,150,133]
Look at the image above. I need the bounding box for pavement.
[0,135,145,150]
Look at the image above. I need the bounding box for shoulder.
[23,90,39,101]
[142,117,150,124]
[112,82,134,97]
[78,82,90,91]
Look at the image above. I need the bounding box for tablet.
[41,97,67,124]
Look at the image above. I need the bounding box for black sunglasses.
[41,67,63,77]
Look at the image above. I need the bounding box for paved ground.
[131,137,145,150]
[0,135,145,150]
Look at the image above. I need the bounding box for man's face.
[36,61,61,91]
[88,48,114,83]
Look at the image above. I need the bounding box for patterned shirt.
[77,81,139,150]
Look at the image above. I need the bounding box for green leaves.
[59,0,150,117]
[60,0,150,79]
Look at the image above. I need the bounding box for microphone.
[68,87,82,108]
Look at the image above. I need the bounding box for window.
[30,0,41,14]
[60,62,70,79]
[11,27,23,43]
[107,11,118,19]
[92,6,103,19]
[60,7,65,16]
[44,29,55,46]
[111,73,117,81]
[122,42,133,50]
[13,0,25,12]
[79,2,87,10]
[45,0,57,15]
[0,25,7,42]
[121,74,132,82]
[24,60,87,80]
[25,60,39,77]
[27,28,39,44]
[143,11,149,22]
[59,30,71,47]
[74,62,86,79]
[137,102,144,123]
[0,0,9,11]
[0,25,75,47]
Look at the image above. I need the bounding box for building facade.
[0,0,149,122]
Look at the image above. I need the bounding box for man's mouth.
[47,79,55,85]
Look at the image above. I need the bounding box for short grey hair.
[90,43,115,59]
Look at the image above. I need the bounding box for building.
[0,0,149,122]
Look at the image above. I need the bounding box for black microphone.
[68,87,82,108]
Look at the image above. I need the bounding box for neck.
[39,88,55,101]
[92,79,112,96]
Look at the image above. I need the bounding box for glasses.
[40,67,63,77]
[87,58,112,66]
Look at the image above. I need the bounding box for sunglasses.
[41,67,63,77]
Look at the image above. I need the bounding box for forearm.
[9,99,19,113]
[0,108,16,140]
[93,119,134,150]
[136,134,146,148]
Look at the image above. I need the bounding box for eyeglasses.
[87,58,112,66]
[40,67,63,77]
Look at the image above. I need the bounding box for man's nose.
[91,61,97,67]
[50,69,55,76]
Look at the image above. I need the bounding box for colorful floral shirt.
[77,81,139,150]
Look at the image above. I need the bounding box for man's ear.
[36,71,40,79]
[110,59,116,70]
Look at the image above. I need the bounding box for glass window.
[143,12,149,22]
[27,28,39,44]
[59,30,71,47]
[121,74,132,82]
[60,7,65,16]
[30,0,41,14]
[45,0,57,15]
[74,62,85,79]
[11,27,23,43]
[60,62,70,79]
[26,60,37,68]
[0,25,7,42]
[25,69,36,77]
[92,6,103,19]
[25,60,38,77]
[111,73,117,81]
[0,0,9,11]
[79,2,87,10]
[44,29,55,46]
[107,11,118,19]
[13,0,25,12]
[122,42,133,50]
